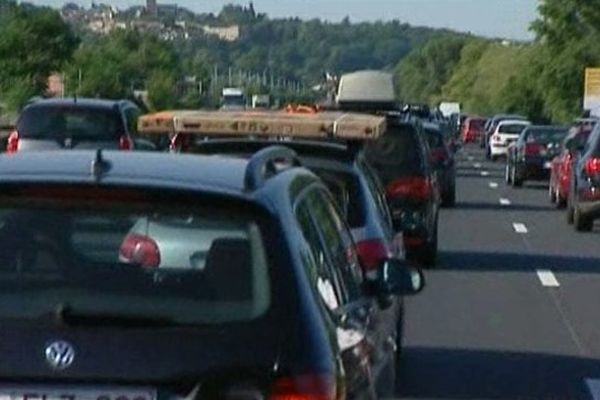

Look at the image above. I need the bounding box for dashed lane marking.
[536,269,560,287]
[489,182,499,189]
[473,162,482,168]
[481,171,489,177]
[468,156,474,161]
[500,198,511,206]
[512,222,528,233]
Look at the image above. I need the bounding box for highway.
[398,145,600,400]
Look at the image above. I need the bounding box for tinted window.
[524,128,568,144]
[359,160,394,233]
[17,106,122,140]
[499,124,528,134]
[0,198,270,325]
[364,125,424,184]
[312,168,364,228]
[124,106,141,136]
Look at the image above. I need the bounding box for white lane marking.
[473,162,482,168]
[468,156,474,161]
[512,223,528,233]
[481,171,489,177]
[536,269,560,287]
[585,379,600,400]
[500,198,511,206]
[489,182,499,189]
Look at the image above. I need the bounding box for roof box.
[336,70,396,105]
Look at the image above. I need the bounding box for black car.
[0,149,422,399]
[506,125,569,187]
[364,118,441,266]
[423,122,456,207]
[570,123,600,231]
[8,97,155,153]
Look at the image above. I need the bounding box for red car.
[461,117,486,143]
[549,124,595,208]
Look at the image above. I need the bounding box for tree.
[0,1,78,109]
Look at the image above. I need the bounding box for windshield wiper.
[53,303,179,328]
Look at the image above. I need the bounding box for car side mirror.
[378,258,425,296]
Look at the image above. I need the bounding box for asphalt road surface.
[398,145,600,400]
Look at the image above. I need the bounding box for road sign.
[584,68,600,115]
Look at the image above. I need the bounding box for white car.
[488,119,531,160]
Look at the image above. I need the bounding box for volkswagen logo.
[45,340,75,370]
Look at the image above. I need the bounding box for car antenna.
[91,149,111,181]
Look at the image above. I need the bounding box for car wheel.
[376,357,397,398]
[549,184,557,204]
[574,207,593,232]
[566,201,575,224]
[418,223,438,267]
[441,186,456,208]
[512,167,523,187]
[556,192,567,209]
[505,163,512,185]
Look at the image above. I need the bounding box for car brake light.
[585,157,600,176]
[6,130,19,153]
[119,233,160,268]
[525,143,544,156]
[119,135,133,151]
[270,373,337,400]
[356,239,389,271]
[386,177,432,202]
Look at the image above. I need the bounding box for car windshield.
[17,106,121,140]
[0,197,270,325]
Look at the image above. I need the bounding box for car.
[488,119,531,161]
[0,149,423,399]
[506,125,568,187]
[569,122,600,231]
[550,124,596,209]
[189,139,403,279]
[7,97,156,153]
[423,122,456,206]
[363,117,441,267]
[461,116,486,143]
[481,114,528,151]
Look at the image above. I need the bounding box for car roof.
[497,119,531,126]
[24,97,131,110]
[0,150,254,194]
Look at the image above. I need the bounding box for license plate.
[544,161,552,169]
[0,386,156,400]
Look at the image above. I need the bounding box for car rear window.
[499,124,528,134]
[0,190,271,325]
[17,106,122,141]
[469,119,485,129]
[363,125,424,185]
[525,129,568,144]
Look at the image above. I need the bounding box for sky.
[31,0,540,40]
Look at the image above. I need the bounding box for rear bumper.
[517,159,552,180]
[577,187,600,218]
[391,207,428,238]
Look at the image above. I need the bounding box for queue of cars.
[0,69,474,398]
[461,111,600,233]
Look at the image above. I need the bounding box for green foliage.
[0,0,78,109]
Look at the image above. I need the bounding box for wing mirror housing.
[377,258,425,296]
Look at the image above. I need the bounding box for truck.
[251,94,270,109]
[221,87,246,110]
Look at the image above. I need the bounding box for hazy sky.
[31,0,539,40]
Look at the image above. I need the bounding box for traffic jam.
[1,68,600,400]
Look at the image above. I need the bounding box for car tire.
[512,167,523,187]
[574,207,593,232]
[566,202,575,224]
[505,163,512,185]
[441,186,456,208]
[556,193,567,209]
[376,357,397,398]
[419,224,438,267]
[549,184,557,204]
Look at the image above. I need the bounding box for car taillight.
[119,233,160,268]
[525,143,544,156]
[430,148,447,163]
[6,130,19,153]
[119,135,133,150]
[356,239,389,271]
[585,157,600,176]
[386,176,432,202]
[270,373,337,400]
